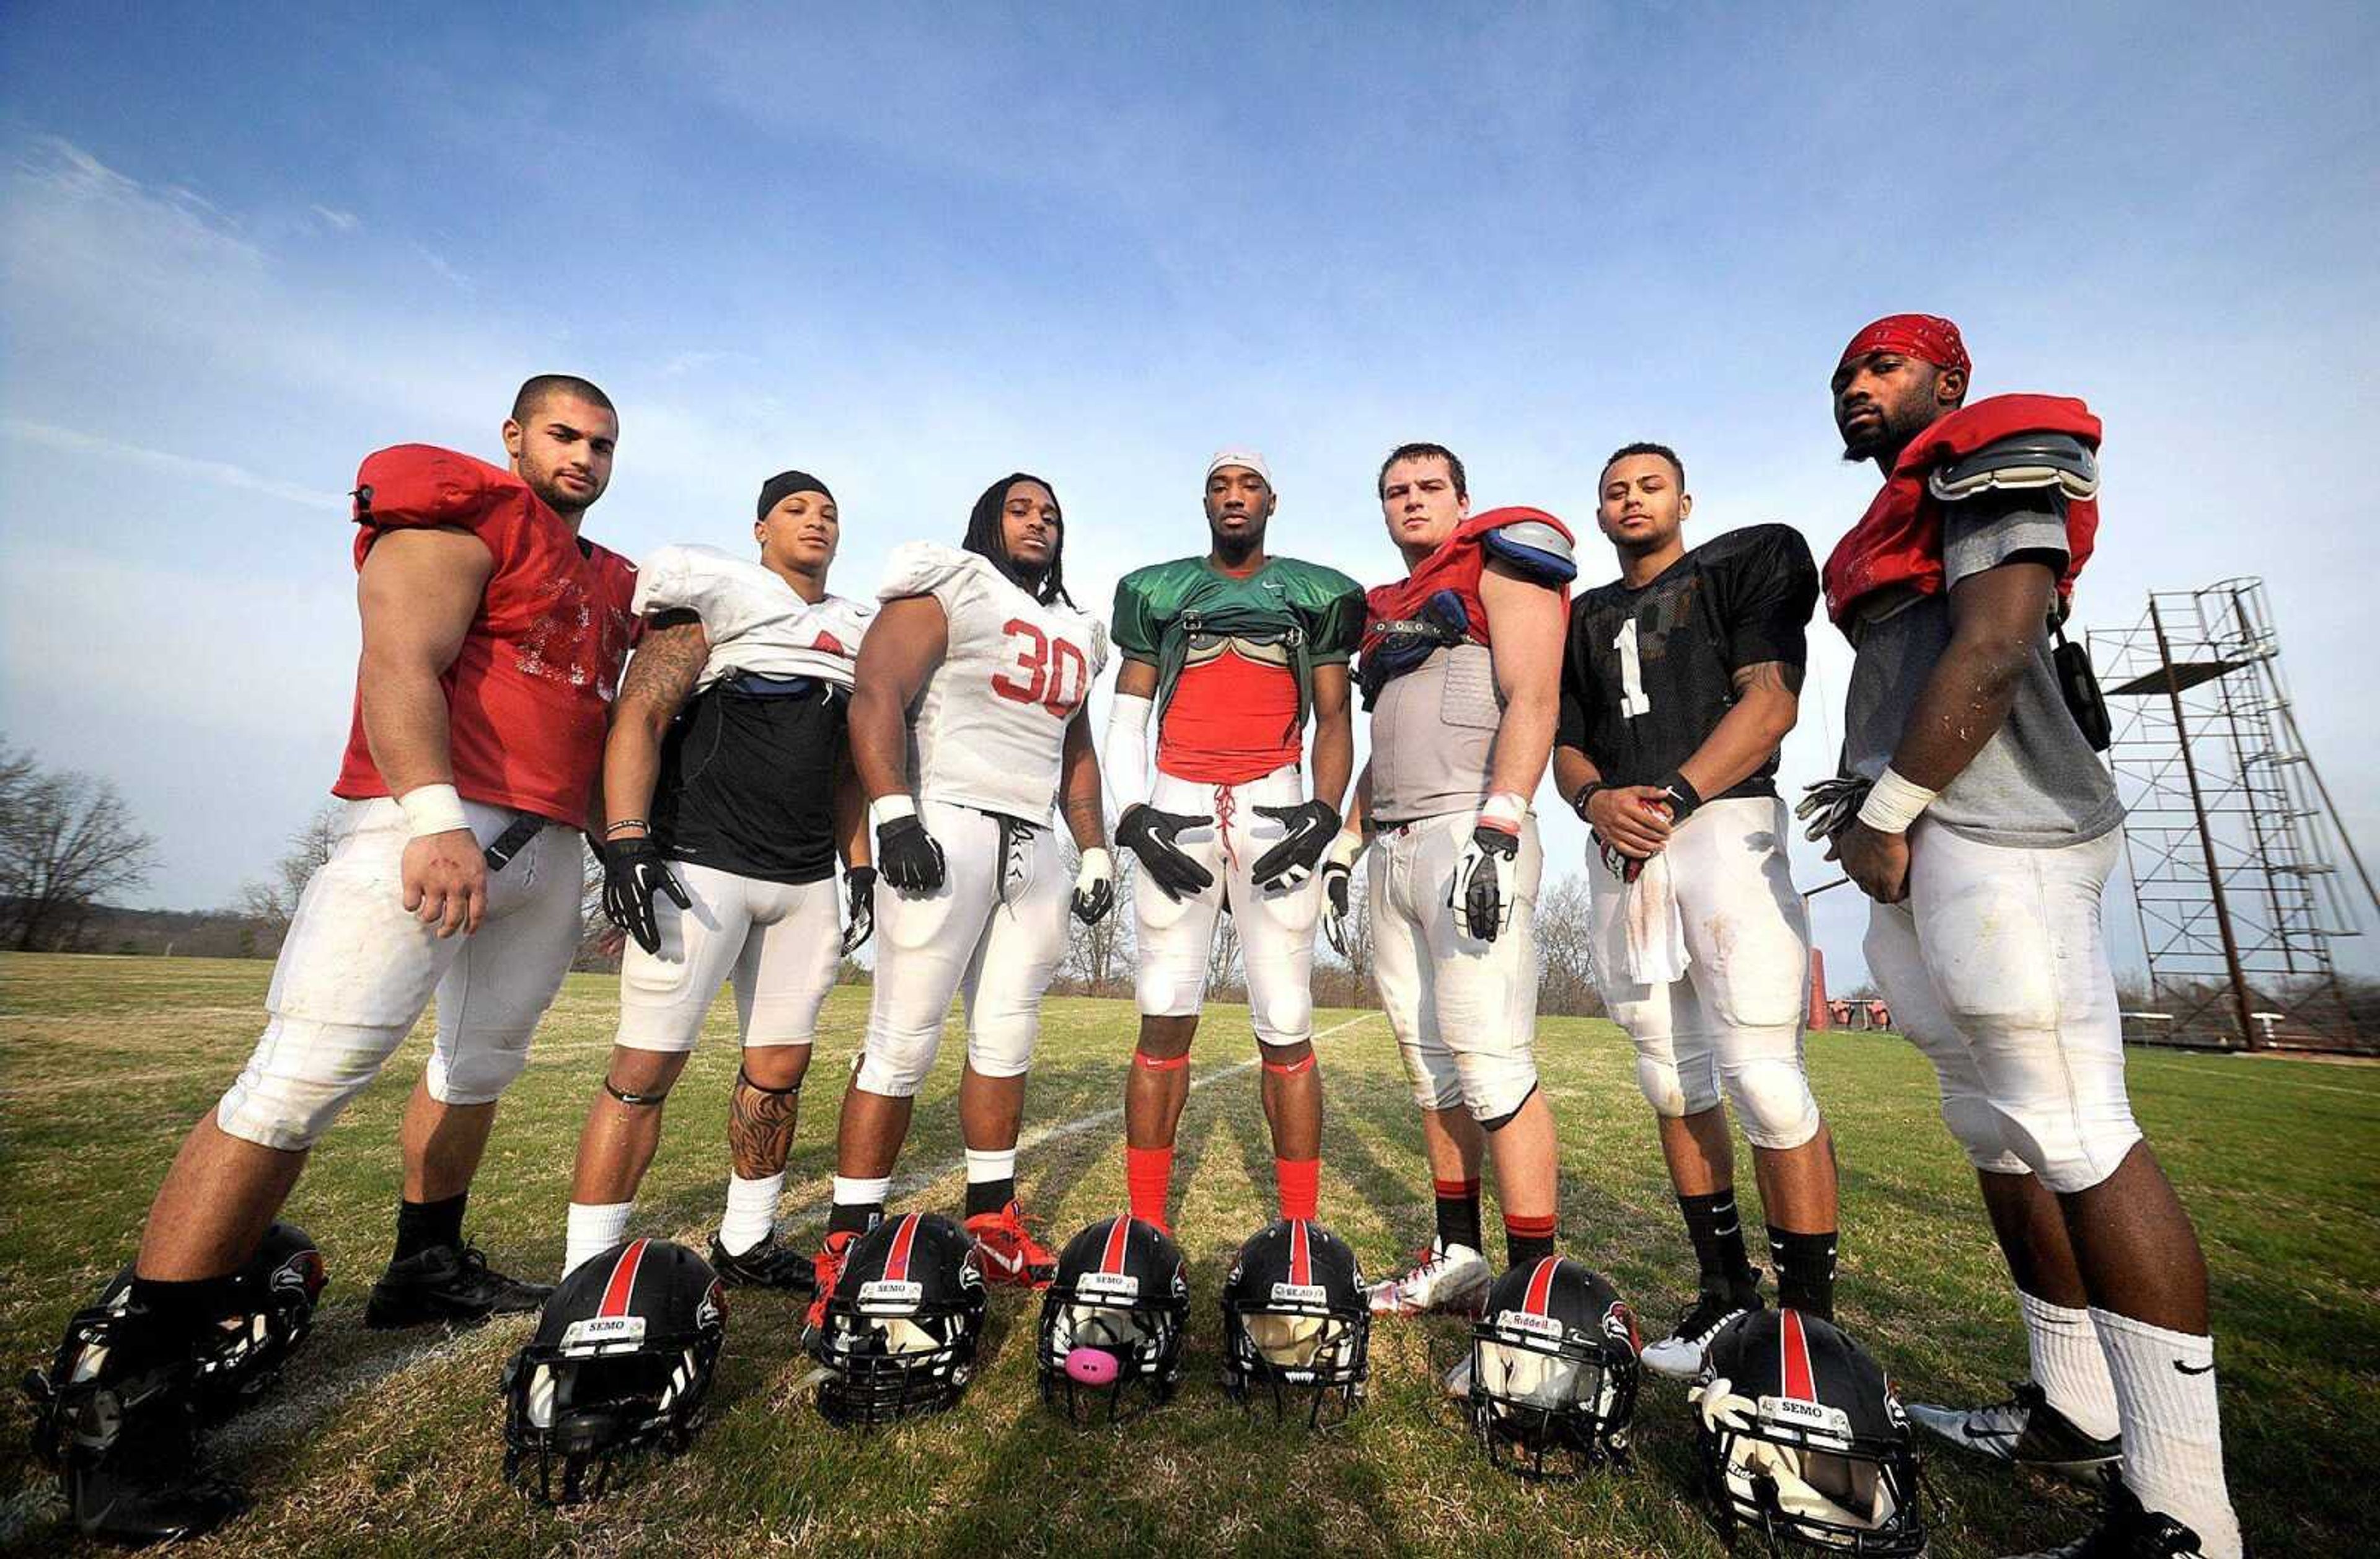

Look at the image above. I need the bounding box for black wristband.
[1569,780,1607,821]
[1659,772,1705,821]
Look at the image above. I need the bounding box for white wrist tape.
[1856,767,1938,836]
[1102,693,1154,818]
[1480,790,1529,833]
[868,794,918,829]
[1076,846,1114,888]
[397,783,470,839]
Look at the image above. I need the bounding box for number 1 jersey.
[880,541,1108,823]
[1556,523,1817,800]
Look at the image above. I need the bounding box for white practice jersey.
[879,541,1108,822]
[633,544,875,691]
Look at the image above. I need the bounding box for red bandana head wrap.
[1838,314,1970,376]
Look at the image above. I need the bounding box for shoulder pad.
[631,543,749,615]
[1929,432,2099,504]
[1479,518,1578,586]
[878,541,985,604]
[351,444,531,532]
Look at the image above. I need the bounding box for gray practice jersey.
[1840,491,2122,848]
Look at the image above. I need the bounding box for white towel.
[1621,849,1690,984]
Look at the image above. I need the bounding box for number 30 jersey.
[1556,523,1817,800]
[879,541,1109,823]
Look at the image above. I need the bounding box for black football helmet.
[1219,1219,1370,1428]
[1037,1215,1189,1425]
[501,1239,726,1505]
[1469,1257,1641,1479]
[1692,1309,1926,1555]
[809,1212,986,1428]
[25,1220,328,1452]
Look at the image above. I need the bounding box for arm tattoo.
[1732,660,1805,697]
[727,1068,801,1179]
[619,616,708,717]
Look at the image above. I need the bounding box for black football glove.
[1115,804,1215,903]
[875,811,946,896]
[1448,822,1521,942]
[602,837,691,956]
[1249,799,1341,891]
[840,865,878,955]
[1072,847,1116,925]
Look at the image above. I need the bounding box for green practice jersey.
[1111,554,1365,734]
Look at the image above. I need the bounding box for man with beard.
[1552,441,1838,1378]
[1815,314,2240,1558]
[1329,443,1576,1322]
[560,470,875,1288]
[1103,449,1364,1232]
[32,376,637,1542]
[806,473,1115,1318]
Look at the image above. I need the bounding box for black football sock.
[123,1273,244,1369]
[826,1200,881,1239]
[1503,1213,1558,1269]
[1434,1177,1483,1253]
[1769,1226,1838,1320]
[964,1177,1016,1219]
[392,1191,468,1261]
[1678,1189,1758,1295]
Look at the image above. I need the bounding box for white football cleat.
[1366,1239,1490,1317]
[1907,1380,2122,1479]
[1641,1289,1762,1379]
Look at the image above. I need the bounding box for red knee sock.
[1126,1146,1174,1232]
[1275,1156,1320,1221]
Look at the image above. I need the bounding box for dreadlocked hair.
[963,472,1073,607]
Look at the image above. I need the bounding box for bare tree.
[1060,847,1137,996]
[0,739,159,952]
[1534,870,1605,1018]
[236,804,344,950]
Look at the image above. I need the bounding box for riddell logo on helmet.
[1496,1309,1565,1341]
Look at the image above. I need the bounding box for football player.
[1104,449,1365,1232]
[1331,443,1577,1319]
[807,473,1115,1317]
[560,470,875,1287]
[1818,314,2239,1558]
[1551,442,1839,1378]
[51,377,636,1541]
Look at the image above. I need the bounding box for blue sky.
[3,2,2375,982]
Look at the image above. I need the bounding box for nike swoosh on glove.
[1449,823,1521,942]
[1115,805,1215,903]
[1249,799,1341,890]
[874,808,946,895]
[1320,829,1364,959]
[602,837,692,956]
[840,865,878,955]
[1072,847,1116,925]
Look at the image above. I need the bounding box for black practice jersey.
[1556,523,1818,800]
[650,671,846,885]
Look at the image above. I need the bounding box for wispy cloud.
[1,417,347,511]
[412,242,472,292]
[310,203,360,232]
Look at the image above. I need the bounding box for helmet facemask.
[813,1302,981,1429]
[1693,1379,1925,1555]
[1221,1303,1369,1429]
[1038,1294,1184,1427]
[504,1333,720,1506]
[1470,1325,1637,1480]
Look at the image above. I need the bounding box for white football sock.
[563,1201,635,1279]
[964,1148,1017,1186]
[2019,1289,2120,1440]
[718,1172,783,1257]
[831,1175,891,1212]
[2092,1307,2242,1559]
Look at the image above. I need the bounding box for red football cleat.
[965,1200,1057,1289]
[803,1229,856,1332]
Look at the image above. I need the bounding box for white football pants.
[614,860,844,1052]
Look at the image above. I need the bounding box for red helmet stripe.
[1101,1214,1132,1276]
[883,1213,920,1283]
[1781,1307,1817,1401]
[1289,1219,1311,1287]
[1523,1256,1559,1317]
[596,1237,649,1318]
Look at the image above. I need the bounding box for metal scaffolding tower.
[2091,580,2373,1050]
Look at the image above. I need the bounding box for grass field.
[1,952,2374,1557]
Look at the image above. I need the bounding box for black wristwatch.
[1569,780,1607,821]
